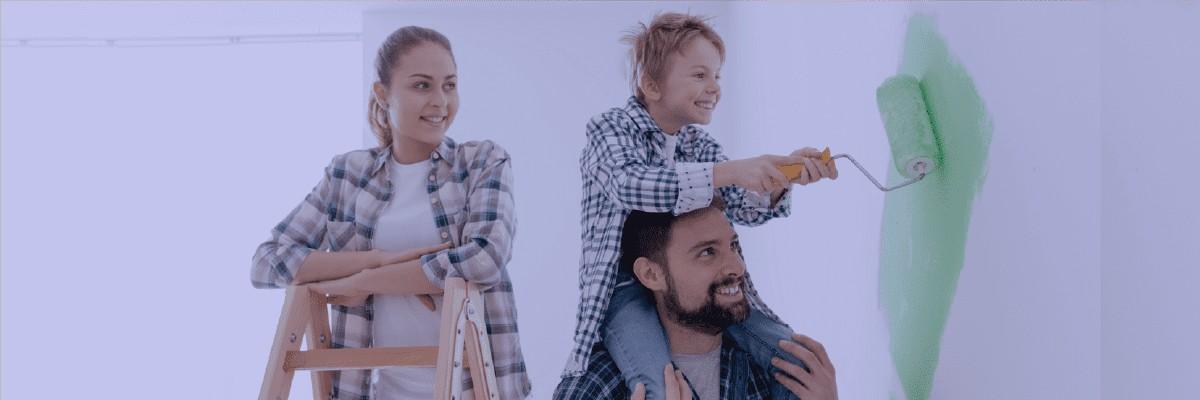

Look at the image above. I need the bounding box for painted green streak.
[879,15,993,400]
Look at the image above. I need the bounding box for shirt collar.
[369,136,457,175]
[624,96,696,156]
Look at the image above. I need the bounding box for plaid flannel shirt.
[567,96,792,376]
[553,337,774,400]
[251,137,530,399]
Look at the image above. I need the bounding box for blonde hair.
[623,12,726,101]
[368,26,455,148]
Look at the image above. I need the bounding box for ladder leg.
[463,283,499,400]
[306,288,334,399]
[433,278,468,399]
[259,285,312,400]
[464,324,490,400]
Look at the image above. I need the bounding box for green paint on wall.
[879,15,993,400]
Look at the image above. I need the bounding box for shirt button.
[431,197,439,204]
[440,231,449,239]
[428,174,435,182]
[432,153,440,160]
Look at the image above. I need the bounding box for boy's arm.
[697,133,792,227]
[582,116,716,215]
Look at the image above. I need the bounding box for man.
[555,199,838,400]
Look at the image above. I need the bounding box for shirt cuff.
[769,188,793,217]
[420,251,453,289]
[740,186,792,212]
[673,161,715,215]
[743,190,773,211]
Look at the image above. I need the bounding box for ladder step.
[284,347,439,371]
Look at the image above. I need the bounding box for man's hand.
[772,334,838,400]
[631,364,692,400]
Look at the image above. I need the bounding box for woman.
[251,26,530,399]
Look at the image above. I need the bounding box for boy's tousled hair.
[622,12,726,101]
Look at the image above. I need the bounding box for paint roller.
[779,74,940,192]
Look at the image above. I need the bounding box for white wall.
[902,4,1103,399]
[716,3,1105,399]
[1100,2,1200,399]
[0,2,366,399]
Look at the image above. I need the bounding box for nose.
[720,251,746,278]
[706,77,720,95]
[428,86,447,109]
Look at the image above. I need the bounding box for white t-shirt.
[370,159,445,400]
[662,132,679,168]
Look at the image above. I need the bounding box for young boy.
[566,12,837,400]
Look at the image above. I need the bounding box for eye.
[444,81,457,90]
[699,247,716,258]
[732,240,743,256]
[693,73,705,79]
[414,81,430,90]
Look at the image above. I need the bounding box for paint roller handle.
[829,153,927,192]
[777,147,839,184]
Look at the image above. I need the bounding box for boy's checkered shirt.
[567,96,793,377]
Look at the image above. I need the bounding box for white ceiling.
[0,1,399,39]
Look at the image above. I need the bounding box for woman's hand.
[313,274,437,310]
[310,269,373,307]
[370,242,452,268]
[311,253,446,310]
[310,242,451,308]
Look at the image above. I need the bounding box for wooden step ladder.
[259,277,499,400]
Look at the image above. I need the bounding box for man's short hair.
[618,197,727,277]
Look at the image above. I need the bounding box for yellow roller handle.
[778,147,832,181]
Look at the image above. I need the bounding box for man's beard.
[662,274,750,335]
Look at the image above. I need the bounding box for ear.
[372,82,389,107]
[639,75,663,102]
[633,257,668,292]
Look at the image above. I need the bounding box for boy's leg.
[726,308,806,400]
[604,280,671,400]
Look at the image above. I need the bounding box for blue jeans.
[604,277,804,400]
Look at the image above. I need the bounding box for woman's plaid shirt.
[251,138,530,399]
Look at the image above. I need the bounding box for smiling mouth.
[694,101,716,110]
[420,115,446,124]
[715,281,742,297]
